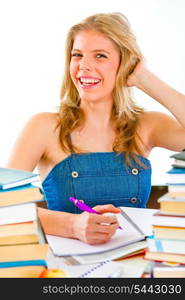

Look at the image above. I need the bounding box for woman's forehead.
[72,29,119,52]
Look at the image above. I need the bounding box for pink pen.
[69,197,123,229]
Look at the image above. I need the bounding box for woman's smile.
[78,76,101,89]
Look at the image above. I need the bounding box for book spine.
[0,259,47,268]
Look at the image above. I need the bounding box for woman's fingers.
[93,204,121,214]
[84,223,118,244]
[73,210,120,245]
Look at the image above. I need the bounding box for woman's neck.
[80,99,114,131]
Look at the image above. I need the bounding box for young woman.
[6,12,185,245]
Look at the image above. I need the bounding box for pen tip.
[69,197,75,202]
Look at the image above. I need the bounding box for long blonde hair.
[57,12,146,167]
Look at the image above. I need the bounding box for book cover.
[151,211,185,227]
[0,167,40,190]
[0,202,37,225]
[172,162,185,169]
[0,183,45,206]
[157,193,185,214]
[0,243,49,263]
[170,151,185,161]
[166,167,185,184]
[153,261,185,278]
[144,250,185,264]
[0,220,39,246]
[157,192,185,202]
[144,237,185,264]
[147,236,185,255]
[0,265,46,278]
[152,225,185,240]
[167,167,185,174]
[0,259,47,268]
[168,184,185,197]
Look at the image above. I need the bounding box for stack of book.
[144,150,185,278]
[0,167,49,278]
[167,150,185,198]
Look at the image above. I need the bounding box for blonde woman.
[6,12,185,245]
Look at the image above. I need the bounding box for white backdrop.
[0,0,185,185]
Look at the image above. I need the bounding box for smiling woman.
[58,13,144,161]
[6,12,185,245]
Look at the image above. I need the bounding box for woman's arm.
[127,59,185,151]
[127,59,185,128]
[6,112,54,171]
[38,204,121,245]
[6,113,120,244]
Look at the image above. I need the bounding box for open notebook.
[46,207,156,257]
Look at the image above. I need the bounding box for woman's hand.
[72,204,121,245]
[126,57,148,88]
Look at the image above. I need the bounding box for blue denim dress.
[42,152,152,213]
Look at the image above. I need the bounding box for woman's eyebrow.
[92,49,110,54]
[71,48,110,54]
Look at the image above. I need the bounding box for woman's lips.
[78,77,101,89]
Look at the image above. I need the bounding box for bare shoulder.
[138,110,166,122]
[6,112,60,171]
[138,111,185,151]
[27,112,59,131]
[138,110,176,131]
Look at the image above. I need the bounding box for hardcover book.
[166,167,185,184]
[0,183,44,206]
[153,261,185,278]
[0,167,40,190]
[144,237,185,264]
[170,150,185,161]
[0,221,39,246]
[151,211,185,227]
[152,225,185,240]
[157,193,185,215]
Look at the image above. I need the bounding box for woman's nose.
[79,57,93,71]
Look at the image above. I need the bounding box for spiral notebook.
[47,258,123,278]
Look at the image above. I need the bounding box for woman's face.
[70,29,120,104]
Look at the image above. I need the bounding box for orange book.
[0,183,44,207]
[0,221,39,245]
[0,243,49,263]
[157,193,185,215]
[152,225,185,240]
[0,265,46,278]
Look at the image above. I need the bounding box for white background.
[0,0,185,185]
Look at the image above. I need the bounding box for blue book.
[0,260,47,268]
[167,167,185,174]
[0,167,40,190]
[166,167,185,184]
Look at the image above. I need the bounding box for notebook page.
[121,207,157,237]
[46,213,145,256]
[73,240,147,264]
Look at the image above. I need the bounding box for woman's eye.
[96,53,107,58]
[71,53,82,57]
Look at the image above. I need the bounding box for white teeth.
[80,78,100,84]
